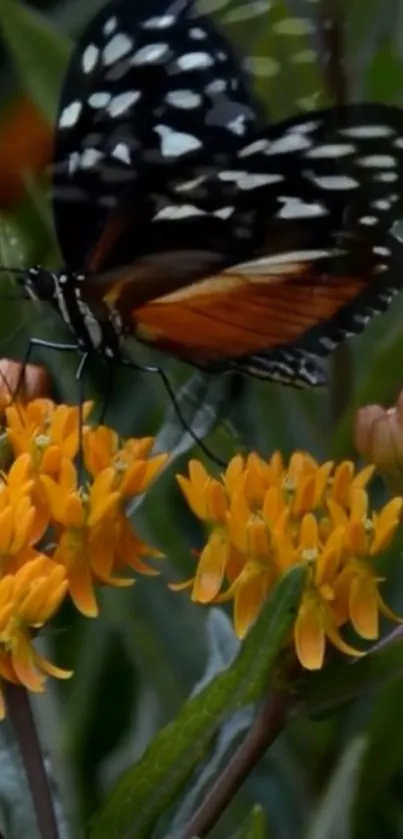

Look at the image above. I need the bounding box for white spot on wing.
[227,115,247,136]
[59,101,82,128]
[177,52,214,70]
[80,148,103,169]
[111,143,131,164]
[234,249,342,272]
[154,204,206,220]
[372,199,392,210]
[155,124,202,157]
[103,17,117,35]
[239,138,271,157]
[219,170,283,188]
[341,125,395,138]
[142,14,175,28]
[190,27,207,38]
[374,172,398,182]
[103,34,133,66]
[205,79,226,94]
[175,175,206,192]
[308,173,358,190]
[214,206,234,219]
[82,44,99,74]
[68,151,80,174]
[305,143,355,158]
[266,131,311,154]
[360,216,377,225]
[359,154,397,168]
[373,246,390,256]
[88,92,111,108]
[131,43,169,64]
[166,90,202,109]
[107,91,141,117]
[277,196,327,219]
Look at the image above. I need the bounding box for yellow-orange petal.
[40,445,62,476]
[33,649,73,680]
[299,513,318,553]
[223,454,244,493]
[349,574,379,640]
[233,570,269,639]
[169,577,195,591]
[294,594,325,670]
[68,557,99,618]
[137,454,168,493]
[177,474,208,520]
[64,495,86,528]
[292,475,316,516]
[192,530,228,603]
[11,636,45,692]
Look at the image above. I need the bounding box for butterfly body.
[17,0,403,386]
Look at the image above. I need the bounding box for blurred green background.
[1,1,403,837]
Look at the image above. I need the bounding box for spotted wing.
[96,102,403,385]
[52,0,263,270]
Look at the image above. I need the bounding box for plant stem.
[180,681,294,839]
[5,683,61,839]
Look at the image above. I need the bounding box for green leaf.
[297,635,403,717]
[305,737,367,839]
[0,0,71,123]
[239,805,268,839]
[89,565,306,839]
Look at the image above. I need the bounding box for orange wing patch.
[132,254,368,362]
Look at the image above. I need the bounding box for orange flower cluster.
[177,453,403,670]
[0,396,167,716]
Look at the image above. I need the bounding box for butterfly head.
[23,266,62,303]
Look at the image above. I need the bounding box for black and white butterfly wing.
[109,103,403,386]
[52,0,264,271]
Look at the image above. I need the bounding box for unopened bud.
[0,359,49,411]
[355,399,403,479]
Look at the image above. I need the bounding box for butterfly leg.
[119,359,227,468]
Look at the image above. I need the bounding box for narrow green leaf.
[305,737,367,839]
[89,566,306,839]
[0,0,71,123]
[297,636,403,718]
[238,805,268,839]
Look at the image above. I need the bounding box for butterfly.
[12,0,403,390]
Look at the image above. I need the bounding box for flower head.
[177,452,403,671]
[0,557,70,718]
[6,398,93,473]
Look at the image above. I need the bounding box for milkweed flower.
[177,452,403,671]
[40,443,166,617]
[6,398,93,473]
[83,425,168,576]
[0,557,70,718]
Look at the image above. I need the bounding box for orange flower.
[83,425,167,497]
[6,398,93,473]
[177,452,403,671]
[0,557,70,718]
[40,457,161,617]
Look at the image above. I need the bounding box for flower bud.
[355,399,403,480]
[0,359,49,411]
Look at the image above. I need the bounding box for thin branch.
[180,679,296,839]
[5,683,61,839]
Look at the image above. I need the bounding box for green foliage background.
[1,0,403,837]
